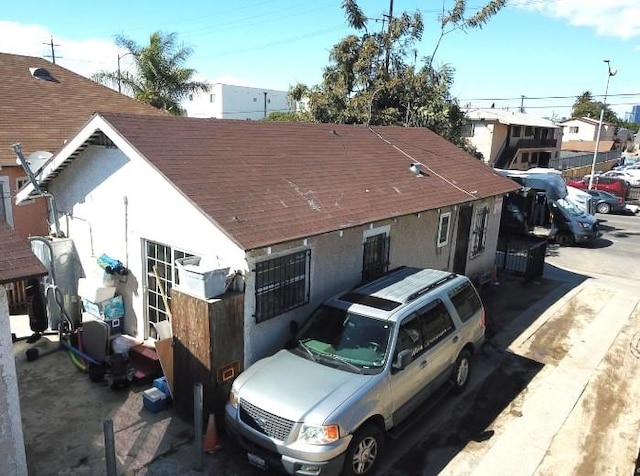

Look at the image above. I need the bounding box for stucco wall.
[48,145,247,338]
[0,285,28,476]
[183,84,289,120]
[242,199,501,364]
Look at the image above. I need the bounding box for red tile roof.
[94,113,518,250]
[0,226,48,284]
[0,52,164,167]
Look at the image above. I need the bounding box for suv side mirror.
[392,349,412,371]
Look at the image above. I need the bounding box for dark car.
[585,189,627,214]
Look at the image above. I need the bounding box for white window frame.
[15,177,34,205]
[437,212,451,247]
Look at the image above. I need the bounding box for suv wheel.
[451,350,472,394]
[555,232,575,247]
[343,424,384,476]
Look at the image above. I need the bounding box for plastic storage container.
[142,387,170,413]
[175,256,229,299]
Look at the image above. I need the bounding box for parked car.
[225,267,485,476]
[566,176,630,199]
[601,170,640,187]
[584,189,627,214]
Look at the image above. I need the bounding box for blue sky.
[1,0,639,120]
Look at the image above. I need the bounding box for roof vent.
[29,67,57,82]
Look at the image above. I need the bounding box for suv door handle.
[452,336,459,343]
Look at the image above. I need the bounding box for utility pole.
[520,95,525,113]
[43,36,61,64]
[383,0,394,76]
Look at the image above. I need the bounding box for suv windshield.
[555,197,583,216]
[293,305,392,372]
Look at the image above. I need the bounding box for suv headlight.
[298,424,340,444]
[228,386,239,409]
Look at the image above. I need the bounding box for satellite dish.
[16,150,53,173]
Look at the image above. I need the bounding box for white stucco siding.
[48,145,246,338]
[241,206,485,365]
[467,122,494,164]
[182,84,290,120]
[0,286,28,476]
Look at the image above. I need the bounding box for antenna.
[43,36,61,64]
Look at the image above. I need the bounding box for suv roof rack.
[406,273,457,302]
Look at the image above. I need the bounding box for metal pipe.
[12,143,61,236]
[104,419,117,476]
[193,382,204,470]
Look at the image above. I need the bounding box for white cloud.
[515,0,640,39]
[0,21,129,78]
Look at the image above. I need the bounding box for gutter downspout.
[11,143,62,237]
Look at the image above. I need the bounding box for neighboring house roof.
[19,113,519,250]
[562,140,615,153]
[558,117,610,127]
[0,225,48,284]
[465,108,559,129]
[0,52,165,167]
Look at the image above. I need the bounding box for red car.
[566,176,630,199]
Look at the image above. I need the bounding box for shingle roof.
[0,225,48,284]
[0,52,164,167]
[94,113,518,250]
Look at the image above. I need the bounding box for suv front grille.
[239,399,295,441]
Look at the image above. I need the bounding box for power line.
[460,92,640,102]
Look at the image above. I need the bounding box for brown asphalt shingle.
[0,225,48,284]
[0,52,164,167]
[95,113,518,250]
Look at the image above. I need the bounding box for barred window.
[471,206,489,257]
[255,250,311,323]
[362,233,390,282]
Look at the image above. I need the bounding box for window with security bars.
[255,250,311,323]
[144,240,194,336]
[470,206,489,257]
[362,233,390,282]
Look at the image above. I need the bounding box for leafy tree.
[92,32,209,115]
[287,0,505,152]
[571,90,618,123]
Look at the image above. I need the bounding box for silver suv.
[225,267,485,476]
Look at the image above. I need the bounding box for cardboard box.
[83,295,125,320]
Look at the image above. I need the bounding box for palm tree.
[92,31,209,115]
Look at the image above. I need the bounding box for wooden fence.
[6,279,28,314]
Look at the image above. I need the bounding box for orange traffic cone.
[203,414,221,453]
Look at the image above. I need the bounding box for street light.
[117,52,134,94]
[588,60,617,189]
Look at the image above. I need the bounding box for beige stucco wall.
[0,285,28,476]
[242,197,502,364]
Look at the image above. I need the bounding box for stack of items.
[142,376,172,413]
[78,270,125,365]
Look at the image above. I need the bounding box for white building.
[182,83,290,120]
